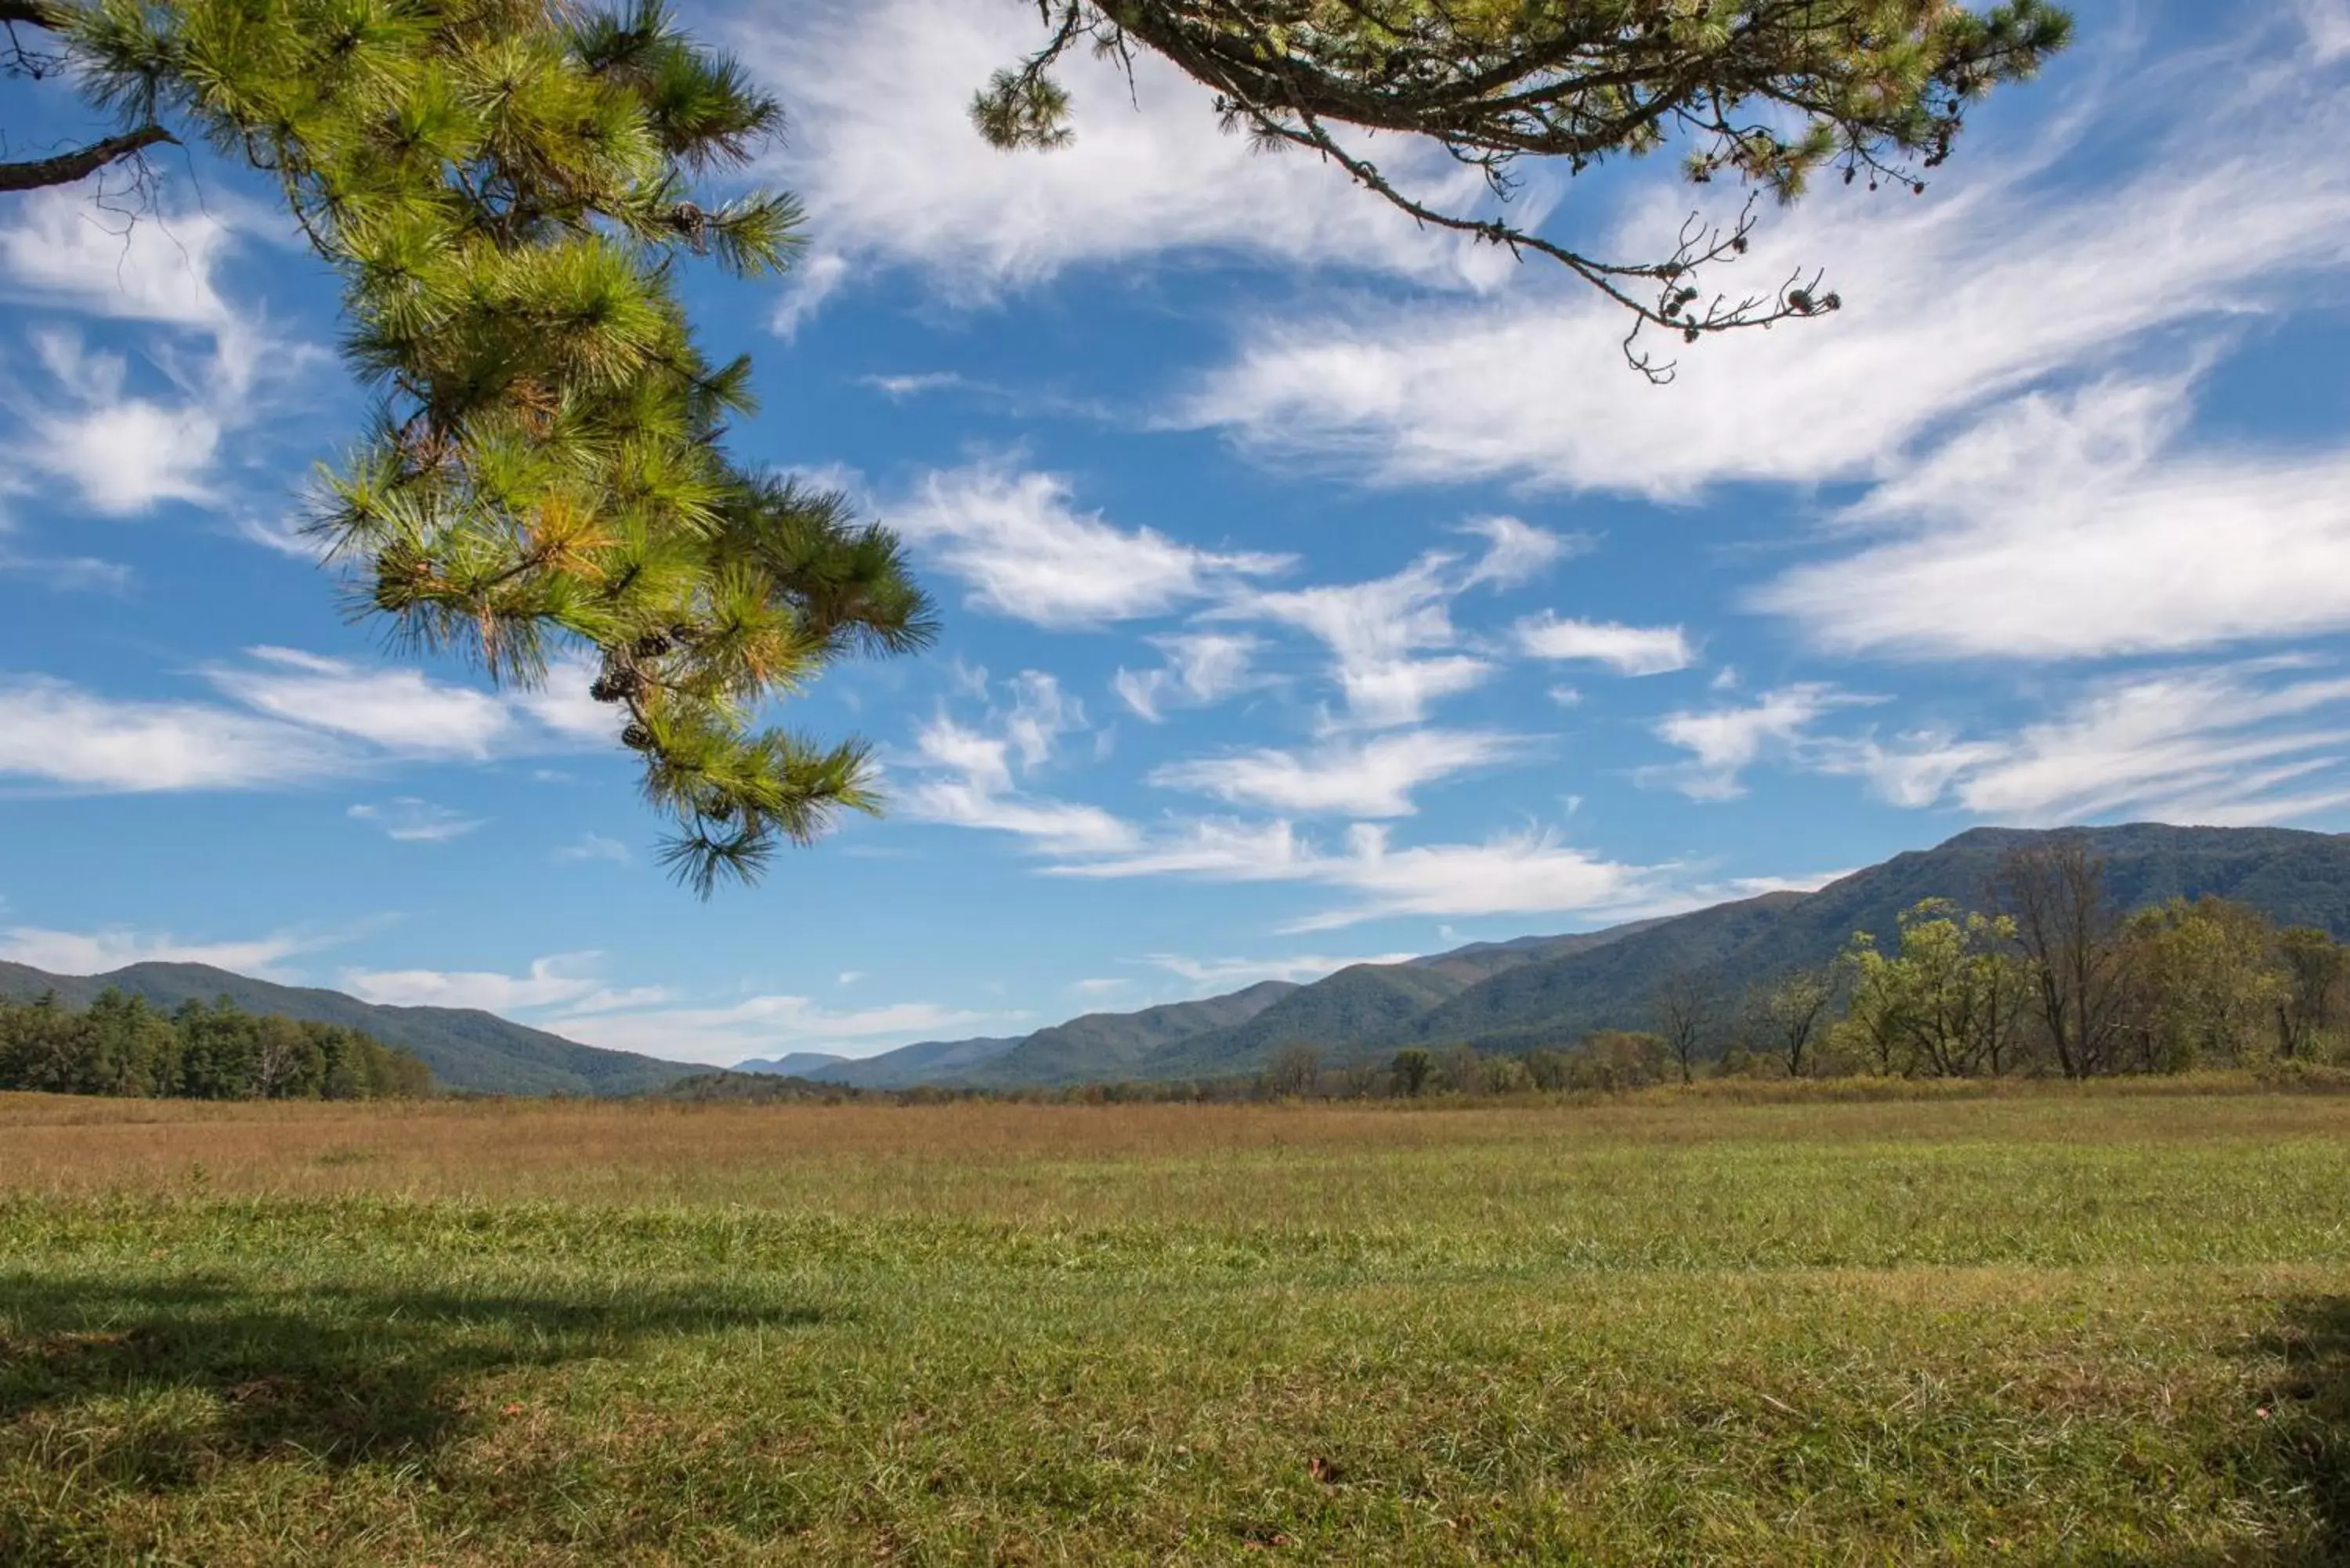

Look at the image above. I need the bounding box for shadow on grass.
[2245,1295,2350,1565]
[0,1272,822,1487]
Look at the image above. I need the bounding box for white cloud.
[0,190,239,331]
[1150,728,1526,818]
[1646,685,1877,802]
[1069,977,1130,995]
[897,673,1143,855]
[1217,553,1491,728]
[1753,376,2350,662]
[349,797,484,843]
[1053,816,1670,931]
[0,675,347,791]
[340,952,608,1012]
[1175,47,2350,497]
[1516,614,1696,676]
[1281,824,1668,932]
[1817,664,2350,827]
[0,923,336,981]
[0,646,620,798]
[2304,0,2350,60]
[894,464,1289,627]
[837,970,865,986]
[547,992,1003,1065]
[218,648,515,759]
[14,332,222,514]
[0,197,309,516]
[737,0,1520,324]
[1145,951,1419,988]
[509,653,616,743]
[1112,632,1263,722]
[554,833,631,865]
[1458,515,1578,591]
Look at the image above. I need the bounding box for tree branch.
[0,124,176,192]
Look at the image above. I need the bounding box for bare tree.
[1267,1041,1321,1099]
[1748,966,1839,1078]
[1990,836,2128,1078]
[1651,966,1719,1086]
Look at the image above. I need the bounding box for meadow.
[3,1084,2348,1564]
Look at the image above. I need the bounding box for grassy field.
[3,1086,2348,1564]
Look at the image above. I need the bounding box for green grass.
[3,1089,2349,1563]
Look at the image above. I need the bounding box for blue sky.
[3,0,2349,1065]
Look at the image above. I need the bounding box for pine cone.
[621,722,656,751]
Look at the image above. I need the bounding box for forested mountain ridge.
[15,826,2348,1096]
[822,824,2350,1086]
[0,963,705,1097]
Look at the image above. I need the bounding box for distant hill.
[23,825,2348,1097]
[0,962,708,1097]
[808,1035,1029,1090]
[813,823,2350,1088]
[957,981,1300,1087]
[736,1051,850,1077]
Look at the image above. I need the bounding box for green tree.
[6,0,931,888]
[2274,927,2345,1061]
[1842,899,2026,1078]
[2115,898,2287,1073]
[982,1,2072,373]
[81,988,179,1095]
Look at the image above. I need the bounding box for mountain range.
[779,822,2350,1086]
[0,962,708,1096]
[11,824,2350,1095]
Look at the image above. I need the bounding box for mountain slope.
[1141,963,1470,1078]
[961,981,1301,1086]
[1386,824,2350,1054]
[736,1052,850,1077]
[0,962,707,1096]
[809,1035,1028,1089]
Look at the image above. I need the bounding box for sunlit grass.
[4,1085,2348,1563]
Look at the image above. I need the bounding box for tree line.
[0,992,432,1100]
[1274,838,2350,1099]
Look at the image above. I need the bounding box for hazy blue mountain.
[0,961,707,1096]
[807,1035,1027,1089]
[735,1051,850,1077]
[960,981,1300,1086]
[1141,963,1470,1078]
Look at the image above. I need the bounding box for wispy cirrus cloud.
[1754,375,2350,663]
[349,797,485,843]
[0,649,614,796]
[1150,728,1529,818]
[0,922,349,981]
[1644,685,1881,802]
[1515,614,1696,676]
[1816,663,2350,827]
[894,464,1289,629]
[735,0,1525,330]
[1112,632,1265,723]
[1173,31,2350,499]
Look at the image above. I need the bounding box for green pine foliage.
[0,989,430,1100]
[45,0,934,890]
[982,2,2074,362]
